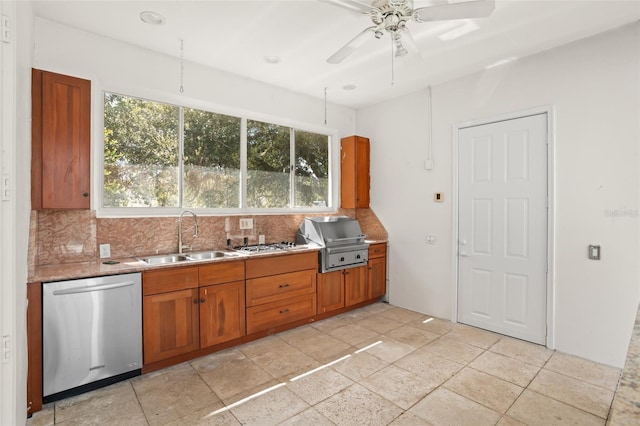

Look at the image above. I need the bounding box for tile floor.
[28,303,622,426]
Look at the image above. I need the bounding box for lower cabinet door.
[345,266,368,306]
[199,281,246,348]
[143,288,200,364]
[368,256,386,299]
[317,271,344,314]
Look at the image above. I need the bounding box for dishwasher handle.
[52,281,135,296]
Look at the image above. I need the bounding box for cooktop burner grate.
[234,241,296,253]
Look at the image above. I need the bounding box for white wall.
[358,22,640,368]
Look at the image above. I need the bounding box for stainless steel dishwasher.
[43,273,142,402]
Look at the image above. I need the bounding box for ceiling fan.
[325,0,496,64]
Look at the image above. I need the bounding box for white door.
[457,113,548,344]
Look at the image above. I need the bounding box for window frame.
[96,90,337,217]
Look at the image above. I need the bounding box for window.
[183,108,241,208]
[103,93,331,212]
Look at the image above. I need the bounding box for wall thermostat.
[434,192,444,202]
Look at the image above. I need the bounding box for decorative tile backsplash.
[29,209,387,267]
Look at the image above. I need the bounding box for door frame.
[451,105,556,349]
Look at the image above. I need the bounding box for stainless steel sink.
[140,254,189,265]
[140,251,240,265]
[186,251,240,260]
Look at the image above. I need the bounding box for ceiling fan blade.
[327,26,377,64]
[319,0,374,14]
[413,0,495,22]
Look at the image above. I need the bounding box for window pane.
[104,93,179,207]
[247,120,290,208]
[183,109,241,208]
[294,130,329,207]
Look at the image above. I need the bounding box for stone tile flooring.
[28,303,622,426]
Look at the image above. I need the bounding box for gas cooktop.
[233,241,297,253]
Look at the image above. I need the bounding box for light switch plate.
[434,192,444,202]
[588,245,600,260]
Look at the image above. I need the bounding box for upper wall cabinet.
[340,135,370,209]
[32,69,91,210]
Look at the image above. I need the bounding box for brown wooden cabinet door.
[143,288,200,364]
[32,69,91,209]
[199,281,246,348]
[340,135,370,209]
[345,266,368,306]
[340,136,369,209]
[368,256,386,300]
[317,271,345,313]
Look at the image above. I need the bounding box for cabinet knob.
[193,299,199,304]
[200,298,206,304]
[82,192,89,197]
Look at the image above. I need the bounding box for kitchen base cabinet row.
[26,244,387,414]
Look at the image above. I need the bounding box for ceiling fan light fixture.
[139,11,165,25]
[395,45,408,57]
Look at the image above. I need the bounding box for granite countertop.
[607,302,640,425]
[29,245,322,283]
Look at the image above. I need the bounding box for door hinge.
[2,174,10,201]
[1,15,11,44]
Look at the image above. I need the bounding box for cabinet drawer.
[246,269,316,307]
[199,260,245,286]
[246,251,318,279]
[368,243,387,259]
[143,267,199,295]
[246,293,316,334]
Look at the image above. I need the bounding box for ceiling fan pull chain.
[179,39,185,93]
[390,35,395,86]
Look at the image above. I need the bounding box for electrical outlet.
[99,244,111,259]
[426,235,436,244]
[239,218,253,230]
[258,235,265,245]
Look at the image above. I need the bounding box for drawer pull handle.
[280,308,290,314]
[279,283,290,288]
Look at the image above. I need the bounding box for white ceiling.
[32,0,640,109]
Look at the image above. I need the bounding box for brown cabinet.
[368,243,387,300]
[32,69,91,209]
[246,252,317,334]
[143,267,200,364]
[340,135,370,208]
[317,270,345,314]
[344,266,369,306]
[198,261,246,348]
[142,260,246,364]
[199,281,245,348]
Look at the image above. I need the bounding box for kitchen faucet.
[178,210,199,254]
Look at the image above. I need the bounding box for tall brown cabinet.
[340,135,370,208]
[31,69,91,210]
